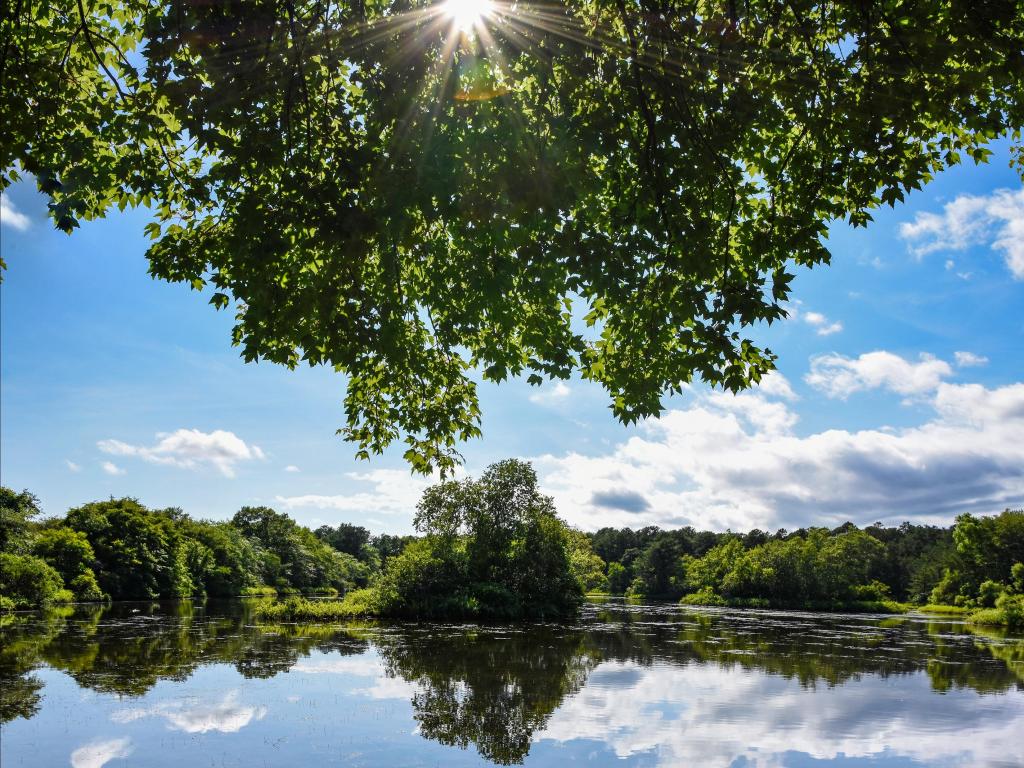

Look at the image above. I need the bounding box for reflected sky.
[1,601,1021,767]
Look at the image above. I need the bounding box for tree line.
[0,460,590,619]
[585,510,1024,624]
[0,486,409,610]
[2,473,1022,625]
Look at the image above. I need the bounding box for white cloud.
[0,195,30,231]
[111,691,266,734]
[802,311,843,336]
[534,376,1024,532]
[70,738,132,768]
[754,371,797,401]
[97,429,265,478]
[101,461,126,476]
[805,351,952,399]
[65,460,82,473]
[899,187,1024,279]
[954,351,989,368]
[529,381,572,405]
[284,464,301,473]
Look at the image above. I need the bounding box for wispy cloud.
[803,311,844,336]
[954,351,989,368]
[65,459,82,473]
[284,464,301,473]
[275,468,454,528]
[101,461,126,476]
[0,195,30,231]
[899,187,1024,279]
[98,429,265,478]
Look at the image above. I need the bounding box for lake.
[2,599,1022,767]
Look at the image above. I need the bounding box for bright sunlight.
[443,0,494,32]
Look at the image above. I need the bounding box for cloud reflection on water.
[110,690,266,734]
[69,738,132,768]
[539,660,1024,767]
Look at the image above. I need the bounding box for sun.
[442,0,494,32]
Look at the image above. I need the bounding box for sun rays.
[442,0,495,33]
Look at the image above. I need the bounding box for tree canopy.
[3,0,1023,470]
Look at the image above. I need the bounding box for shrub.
[1011,562,1024,593]
[977,579,1005,608]
[0,553,67,608]
[69,571,106,602]
[851,580,893,602]
[31,528,95,582]
[680,587,726,606]
[253,596,364,621]
[968,593,1024,628]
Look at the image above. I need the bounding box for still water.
[2,599,1022,767]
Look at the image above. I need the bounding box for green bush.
[680,586,726,606]
[31,528,95,581]
[969,593,1024,628]
[253,596,365,621]
[0,553,67,608]
[977,579,1005,608]
[1011,562,1024,593]
[69,571,105,602]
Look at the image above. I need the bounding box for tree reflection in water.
[1,601,1022,765]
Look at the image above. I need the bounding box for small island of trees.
[2,460,1022,627]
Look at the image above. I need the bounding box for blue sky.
[2,141,1022,534]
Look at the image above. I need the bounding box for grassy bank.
[965,595,1024,628]
[679,589,908,614]
[252,591,377,621]
[916,604,972,615]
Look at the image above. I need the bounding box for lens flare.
[443,0,494,32]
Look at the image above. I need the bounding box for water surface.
[2,600,1022,767]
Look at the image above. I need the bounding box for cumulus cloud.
[529,381,572,405]
[0,195,30,231]
[534,376,1024,532]
[70,738,132,768]
[954,351,989,368]
[802,311,843,336]
[101,461,126,476]
[805,351,952,399]
[66,459,82,473]
[111,691,266,734]
[97,429,265,478]
[754,371,798,401]
[899,187,1024,279]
